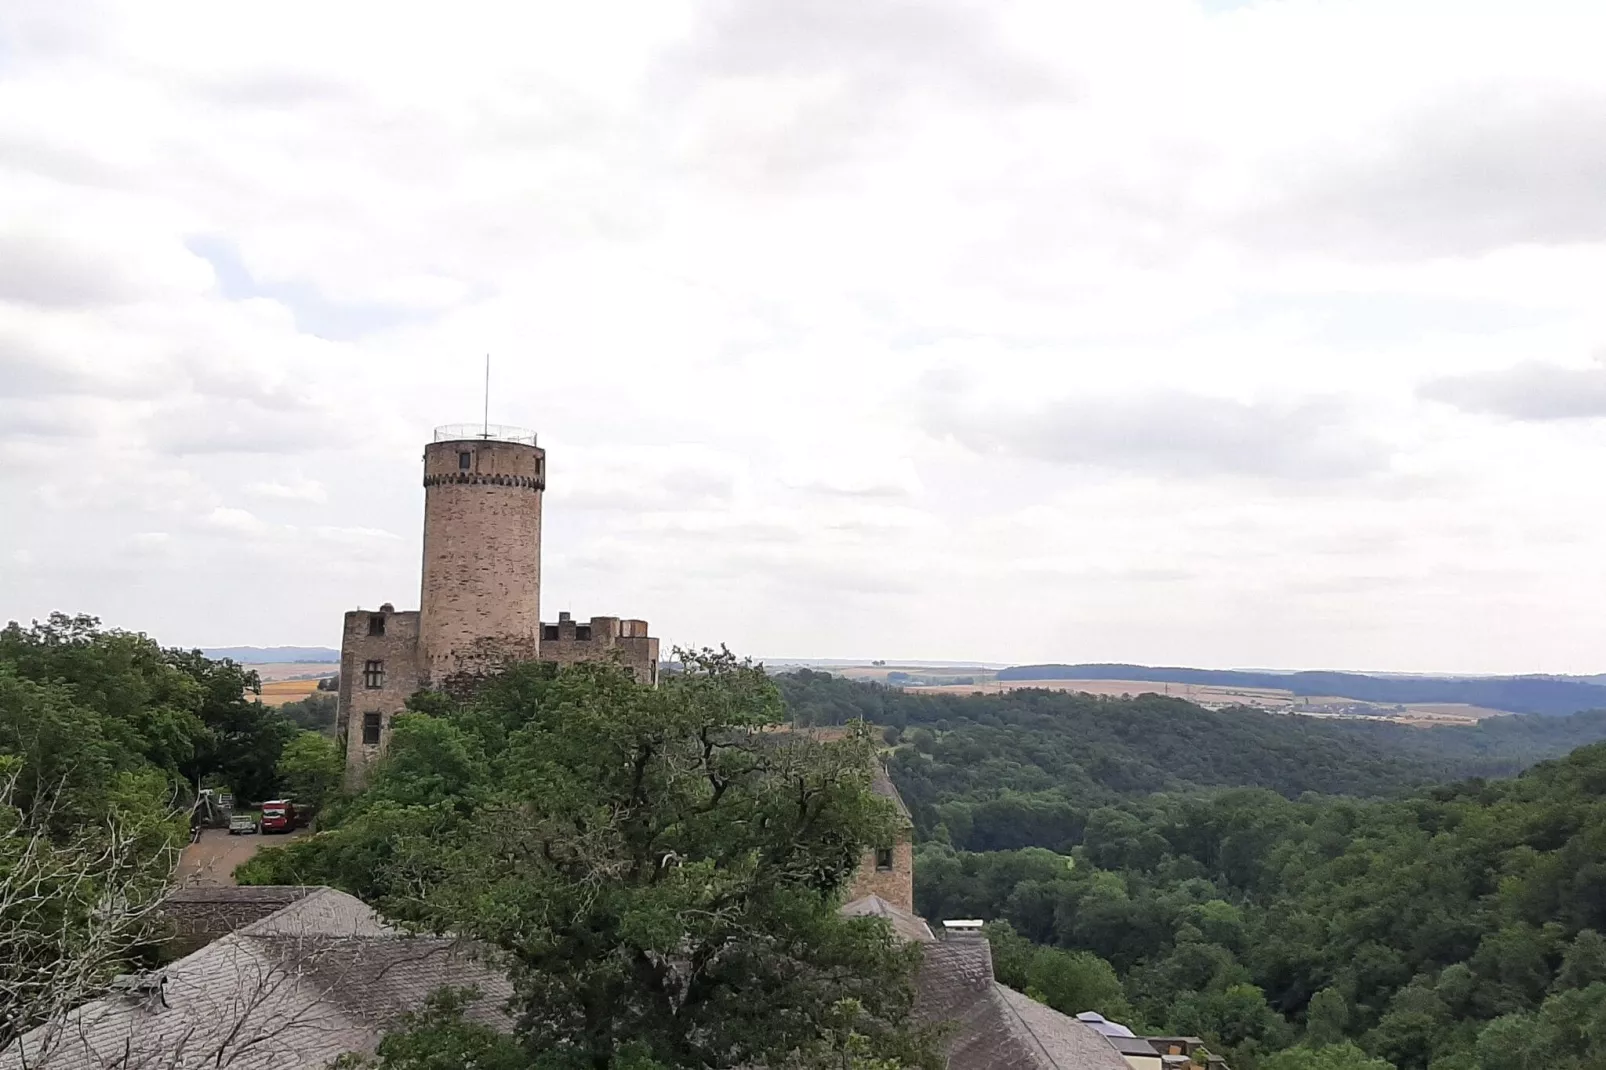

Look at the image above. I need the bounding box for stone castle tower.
[420,430,545,680]
[338,424,659,783]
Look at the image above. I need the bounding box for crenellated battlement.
[340,423,659,786]
[421,472,544,490]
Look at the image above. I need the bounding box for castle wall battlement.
[541,613,659,685]
[338,426,659,780]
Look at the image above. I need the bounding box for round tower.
[419,424,545,683]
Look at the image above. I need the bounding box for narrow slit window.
[363,660,385,689]
[362,712,381,745]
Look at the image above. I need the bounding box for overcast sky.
[5,0,1606,673]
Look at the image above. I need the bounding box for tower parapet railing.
[433,424,538,446]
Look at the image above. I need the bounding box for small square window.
[875,847,894,872]
[368,615,385,637]
[458,451,472,471]
[362,712,381,745]
[363,660,385,689]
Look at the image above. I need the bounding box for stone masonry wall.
[845,837,915,912]
[419,438,545,682]
[338,608,422,784]
[540,614,660,685]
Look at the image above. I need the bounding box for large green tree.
[251,653,940,1070]
[0,613,296,803]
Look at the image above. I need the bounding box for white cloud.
[250,478,330,503]
[1421,356,1606,421]
[5,0,1606,670]
[204,507,267,534]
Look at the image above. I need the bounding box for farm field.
[249,662,338,682]
[827,669,1510,727]
[915,677,1291,705]
[913,679,1508,726]
[257,678,326,706]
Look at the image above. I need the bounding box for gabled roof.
[841,894,936,943]
[869,765,913,825]
[911,936,1132,1070]
[0,888,509,1070]
[10,883,1146,1070]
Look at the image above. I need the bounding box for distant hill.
[202,646,340,664]
[997,662,1606,716]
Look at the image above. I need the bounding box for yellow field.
[257,679,324,706]
[902,678,1507,726]
[913,678,1292,705]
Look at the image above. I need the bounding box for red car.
[259,799,298,834]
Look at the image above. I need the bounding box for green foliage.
[1262,1043,1397,1070]
[986,921,1135,1024]
[278,691,338,732]
[249,652,941,1069]
[277,731,343,811]
[0,613,296,804]
[915,743,1606,1068]
[0,609,304,1042]
[773,672,1606,853]
[336,988,527,1070]
[1306,988,1352,1047]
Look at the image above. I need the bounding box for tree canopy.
[246,652,940,1070]
[772,671,1606,854]
[0,613,299,805]
[915,743,1606,1069]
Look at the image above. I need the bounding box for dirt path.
[177,828,308,887]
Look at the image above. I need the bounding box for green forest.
[778,670,1606,1069]
[10,619,1606,1069]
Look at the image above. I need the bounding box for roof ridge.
[992,983,1067,1070]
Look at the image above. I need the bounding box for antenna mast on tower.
[482,354,490,439]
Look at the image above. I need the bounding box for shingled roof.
[841,895,1147,1070]
[13,884,1147,1070]
[1,888,510,1070]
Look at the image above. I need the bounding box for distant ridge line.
[998,663,1606,717]
[201,646,339,664]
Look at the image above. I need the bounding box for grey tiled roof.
[0,888,508,1070]
[907,933,1140,1070]
[9,883,1137,1070]
[167,885,317,905]
[870,765,913,824]
[994,986,1143,1070]
[840,894,936,943]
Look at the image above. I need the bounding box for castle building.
[337,425,659,781]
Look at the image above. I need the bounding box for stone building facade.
[338,425,658,783]
[844,766,915,912]
[540,612,660,685]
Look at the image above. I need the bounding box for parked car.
[259,799,298,834]
[228,815,258,836]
